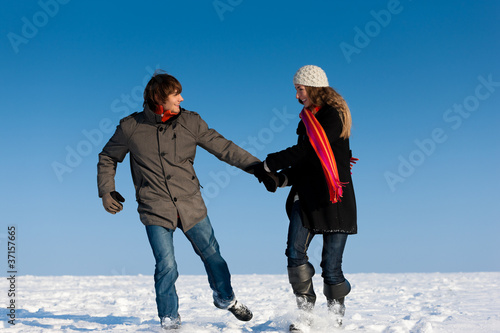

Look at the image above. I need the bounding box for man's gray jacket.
[97,106,259,231]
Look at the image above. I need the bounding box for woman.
[249,65,357,331]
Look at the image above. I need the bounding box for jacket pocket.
[177,187,201,200]
[137,180,154,202]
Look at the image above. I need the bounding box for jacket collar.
[312,105,333,119]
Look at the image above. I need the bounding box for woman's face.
[295,84,312,108]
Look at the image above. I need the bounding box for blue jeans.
[286,200,348,285]
[146,216,235,319]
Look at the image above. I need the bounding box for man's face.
[161,90,184,113]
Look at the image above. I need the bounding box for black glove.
[277,172,287,188]
[244,162,267,178]
[262,172,279,193]
[245,162,279,193]
[110,191,125,203]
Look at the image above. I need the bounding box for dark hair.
[143,70,182,110]
[305,86,352,138]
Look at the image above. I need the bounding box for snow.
[2,272,499,332]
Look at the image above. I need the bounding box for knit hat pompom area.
[293,65,329,87]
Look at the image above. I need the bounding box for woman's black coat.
[265,106,357,234]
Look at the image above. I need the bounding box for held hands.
[245,162,281,193]
[102,191,125,214]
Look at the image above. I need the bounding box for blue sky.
[1,0,499,276]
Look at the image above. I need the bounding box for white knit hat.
[293,65,329,87]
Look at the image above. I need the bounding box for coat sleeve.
[194,114,260,170]
[265,108,343,172]
[265,137,312,172]
[97,123,130,197]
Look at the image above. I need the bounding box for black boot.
[228,300,253,321]
[288,263,316,310]
[288,263,316,332]
[324,279,351,327]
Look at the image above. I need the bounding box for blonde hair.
[306,86,352,139]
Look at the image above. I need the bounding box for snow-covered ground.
[1,272,499,332]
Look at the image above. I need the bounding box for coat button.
[159,127,163,132]
[173,197,177,202]
[166,175,171,180]
[161,152,166,157]
[191,176,195,180]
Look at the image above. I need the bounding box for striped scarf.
[300,107,347,203]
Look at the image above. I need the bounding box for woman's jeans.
[146,216,235,319]
[286,200,348,286]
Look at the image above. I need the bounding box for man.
[98,71,271,330]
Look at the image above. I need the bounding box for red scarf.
[300,107,347,203]
[155,105,178,122]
